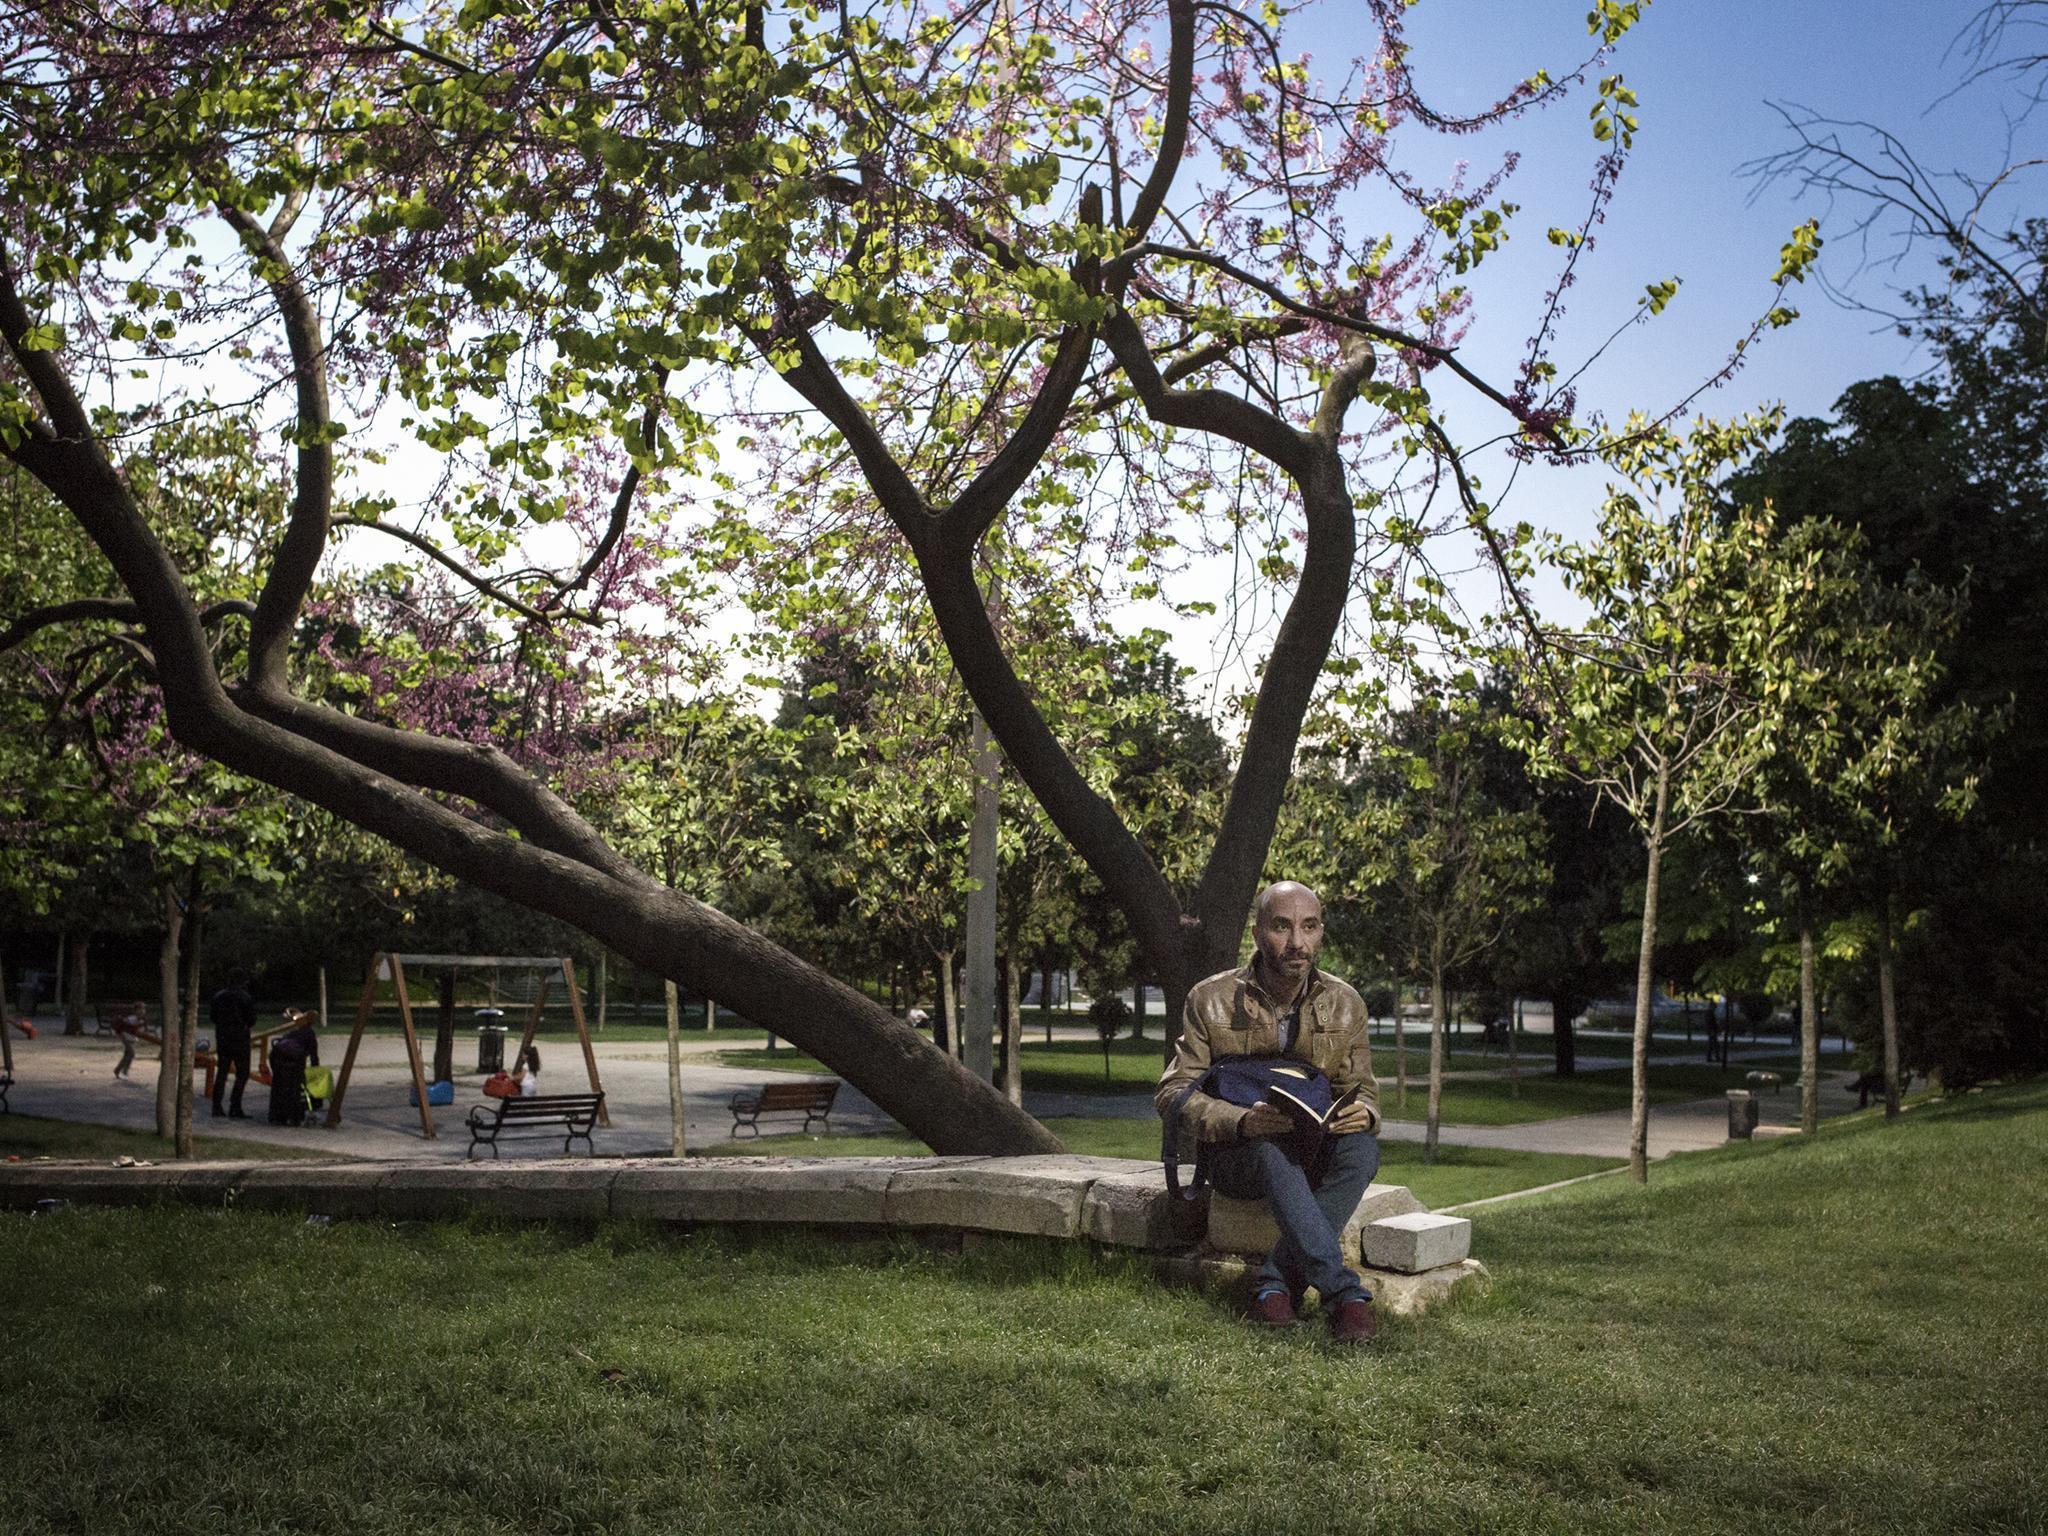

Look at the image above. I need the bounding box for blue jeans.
[1207,1130,1380,1304]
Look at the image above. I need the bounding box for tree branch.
[1128,241,1555,438]
[219,202,334,689]
[0,597,139,656]
[912,542,1184,971]
[1102,309,1312,477]
[939,186,1104,554]
[558,370,669,601]
[1118,0,1196,257]
[750,317,933,536]
[334,517,586,626]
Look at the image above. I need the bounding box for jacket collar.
[1241,956,1321,1015]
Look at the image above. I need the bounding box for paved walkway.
[1,1016,1866,1164]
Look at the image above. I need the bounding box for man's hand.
[1239,1102,1293,1139]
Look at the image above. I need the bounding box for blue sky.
[1152,0,2039,686]
[1382,0,2021,432]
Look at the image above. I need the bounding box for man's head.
[1252,881,1325,995]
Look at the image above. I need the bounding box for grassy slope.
[0,1113,337,1163]
[1,1083,2042,1534]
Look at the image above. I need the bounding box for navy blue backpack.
[1162,1056,1342,1200]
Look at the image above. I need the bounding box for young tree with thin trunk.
[1737,518,1972,1132]
[1520,416,1810,1182]
[1331,687,1545,1163]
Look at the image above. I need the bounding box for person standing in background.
[210,971,256,1118]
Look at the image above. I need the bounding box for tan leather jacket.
[1155,962,1381,1143]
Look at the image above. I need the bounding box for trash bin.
[475,1009,507,1073]
[1726,1089,1759,1140]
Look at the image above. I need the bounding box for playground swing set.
[324,953,608,1140]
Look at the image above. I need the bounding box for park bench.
[465,1091,605,1159]
[729,1079,840,1137]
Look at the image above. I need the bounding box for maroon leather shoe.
[1248,1288,1299,1327]
[1328,1296,1379,1344]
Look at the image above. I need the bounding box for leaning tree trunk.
[1798,922,1820,1136]
[1877,900,1902,1119]
[154,887,185,1140]
[1425,960,1447,1165]
[1629,761,1671,1185]
[174,880,202,1159]
[664,979,685,1157]
[64,933,88,1037]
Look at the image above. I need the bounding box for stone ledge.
[612,1157,907,1225]
[0,1155,1481,1314]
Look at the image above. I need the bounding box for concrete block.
[1206,1182,1427,1257]
[1361,1258,1489,1317]
[610,1157,905,1225]
[884,1156,1090,1237]
[1361,1210,1471,1273]
[225,1162,394,1218]
[378,1162,616,1221]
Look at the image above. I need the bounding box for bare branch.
[0,597,140,655]
[333,518,589,627]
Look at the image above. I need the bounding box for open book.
[1261,1065,1362,1134]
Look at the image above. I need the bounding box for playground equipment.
[326,954,606,1140]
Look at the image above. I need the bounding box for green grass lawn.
[0,1113,337,1163]
[717,1035,1176,1092]
[1373,1063,1767,1125]
[719,1040,1764,1124]
[2,1081,2042,1532]
[698,1117,1620,1209]
[349,1017,777,1045]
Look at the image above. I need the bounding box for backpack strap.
[1160,981,1259,1201]
[1163,1081,1207,1201]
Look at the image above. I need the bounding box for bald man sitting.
[1156,882,1383,1342]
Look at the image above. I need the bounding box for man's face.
[1253,886,1325,991]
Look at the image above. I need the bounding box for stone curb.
[0,1155,1193,1246]
[2,1156,1488,1316]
